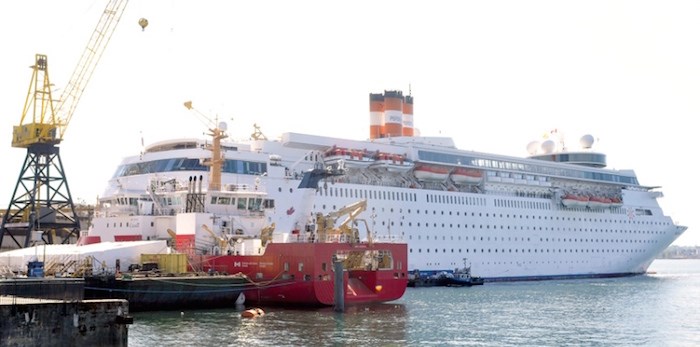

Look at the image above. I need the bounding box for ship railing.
[289,233,312,243]
[371,234,404,243]
[0,265,18,278]
[289,233,353,244]
[289,233,398,244]
[98,205,138,217]
[322,234,353,243]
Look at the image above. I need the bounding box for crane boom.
[315,200,369,243]
[56,0,128,141]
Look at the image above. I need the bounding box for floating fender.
[241,308,265,318]
[235,292,246,305]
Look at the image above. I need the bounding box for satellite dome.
[218,121,228,131]
[580,134,594,149]
[526,141,540,155]
[541,140,556,154]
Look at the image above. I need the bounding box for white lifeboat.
[588,196,612,210]
[324,146,374,168]
[450,168,483,185]
[413,164,450,181]
[609,196,623,208]
[370,152,413,173]
[561,193,589,208]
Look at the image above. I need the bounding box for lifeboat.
[370,152,413,173]
[588,196,612,209]
[413,164,450,181]
[450,168,483,185]
[561,194,589,208]
[609,196,623,208]
[324,146,374,168]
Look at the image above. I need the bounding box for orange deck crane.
[1,0,128,249]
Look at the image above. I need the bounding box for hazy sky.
[1,1,697,245]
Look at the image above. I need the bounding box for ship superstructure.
[88,90,686,281]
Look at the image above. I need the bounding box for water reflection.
[130,260,700,346]
[132,303,407,346]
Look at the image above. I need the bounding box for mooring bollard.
[333,256,344,312]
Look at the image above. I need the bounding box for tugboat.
[408,259,483,287]
[442,261,484,287]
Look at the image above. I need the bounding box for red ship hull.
[198,242,408,307]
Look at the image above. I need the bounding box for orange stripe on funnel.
[402,95,414,136]
[369,93,384,139]
[383,90,403,137]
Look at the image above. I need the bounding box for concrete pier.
[0,296,131,346]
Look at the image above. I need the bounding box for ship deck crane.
[0,0,129,249]
[314,199,370,244]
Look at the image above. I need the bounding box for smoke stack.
[369,93,384,140]
[402,95,414,137]
[383,90,403,137]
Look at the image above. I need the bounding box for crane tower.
[0,0,128,249]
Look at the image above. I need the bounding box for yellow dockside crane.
[0,0,128,249]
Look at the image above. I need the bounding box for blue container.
[28,261,44,278]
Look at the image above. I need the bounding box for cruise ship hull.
[90,131,687,281]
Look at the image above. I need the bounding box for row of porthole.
[440,234,657,242]
[411,248,648,254]
[422,260,591,267]
[408,235,658,244]
[361,205,668,226]
[483,260,590,265]
[315,186,419,202]
[398,221,665,234]
[313,195,668,226]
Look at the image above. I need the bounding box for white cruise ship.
[87,90,687,281]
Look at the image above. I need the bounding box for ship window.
[298,263,304,272]
[250,198,263,211]
[284,262,290,272]
[238,198,247,210]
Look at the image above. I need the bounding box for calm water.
[129,259,700,346]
